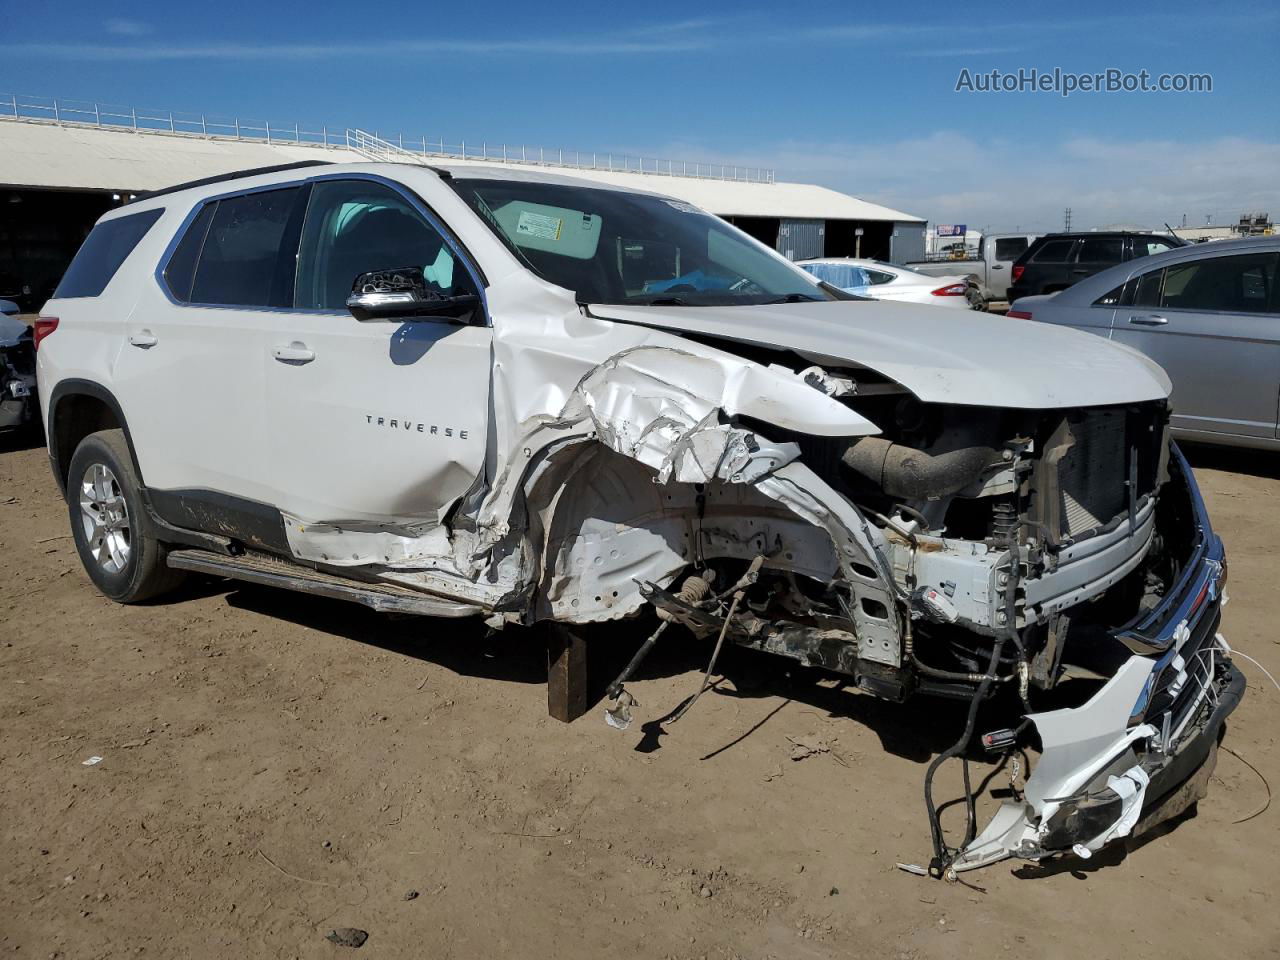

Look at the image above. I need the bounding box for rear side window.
[1031,239,1076,263]
[1075,237,1125,263]
[162,188,306,308]
[190,188,305,307]
[994,237,1028,261]
[54,208,164,298]
[1138,238,1175,257]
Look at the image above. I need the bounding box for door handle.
[991,264,1004,270]
[128,330,158,349]
[272,342,315,364]
[1128,315,1169,326]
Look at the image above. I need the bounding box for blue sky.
[1,0,1276,229]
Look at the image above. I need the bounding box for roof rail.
[132,160,332,201]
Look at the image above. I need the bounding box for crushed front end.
[630,378,1240,873]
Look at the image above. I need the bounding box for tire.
[965,286,987,311]
[66,429,186,603]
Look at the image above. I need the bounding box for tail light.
[1006,309,1033,320]
[931,283,968,297]
[1011,265,1025,284]
[33,317,59,350]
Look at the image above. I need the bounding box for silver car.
[1009,237,1280,450]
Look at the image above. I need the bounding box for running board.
[166,550,482,618]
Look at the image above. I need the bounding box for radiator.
[1057,410,1128,537]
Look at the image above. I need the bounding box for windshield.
[448,177,834,306]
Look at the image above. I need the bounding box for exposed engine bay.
[564,364,1238,877]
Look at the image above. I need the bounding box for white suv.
[37,160,1242,873]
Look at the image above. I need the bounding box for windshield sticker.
[516,211,563,241]
[662,199,700,214]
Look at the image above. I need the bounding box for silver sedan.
[1009,237,1280,450]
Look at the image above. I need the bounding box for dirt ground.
[2,433,1278,960]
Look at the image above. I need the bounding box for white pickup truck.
[906,232,1040,305]
[36,161,1240,875]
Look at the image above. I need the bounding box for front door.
[262,177,491,527]
[1111,250,1280,441]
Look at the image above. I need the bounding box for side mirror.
[346,267,479,323]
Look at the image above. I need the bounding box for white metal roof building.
[0,95,925,309]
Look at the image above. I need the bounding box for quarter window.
[865,269,896,285]
[163,203,215,302]
[55,208,164,299]
[1133,269,1164,307]
[1094,281,1131,307]
[294,180,471,311]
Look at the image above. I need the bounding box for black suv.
[1007,231,1184,300]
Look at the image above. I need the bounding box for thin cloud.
[630,133,1280,230]
[104,18,151,37]
[9,9,1271,62]
[4,21,719,61]
[904,46,1025,58]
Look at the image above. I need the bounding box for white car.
[36,160,1239,874]
[797,258,982,309]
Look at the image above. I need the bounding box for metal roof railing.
[0,92,776,184]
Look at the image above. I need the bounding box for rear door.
[115,185,306,536]
[1111,250,1280,441]
[1070,235,1126,286]
[1025,238,1078,294]
[261,176,491,527]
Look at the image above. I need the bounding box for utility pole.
[1064,207,1072,231]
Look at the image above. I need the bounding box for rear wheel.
[66,429,185,603]
[965,286,987,311]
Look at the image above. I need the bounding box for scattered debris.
[325,928,369,948]
[402,889,419,901]
[786,736,831,761]
[81,756,103,766]
[119,739,149,749]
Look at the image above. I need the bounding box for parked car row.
[1007,231,1183,300]
[796,258,984,309]
[905,232,1039,304]
[1010,236,1280,450]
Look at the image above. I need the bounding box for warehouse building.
[0,96,925,310]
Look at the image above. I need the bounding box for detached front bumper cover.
[954,445,1241,872]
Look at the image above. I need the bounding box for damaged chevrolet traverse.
[37,161,1242,874]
